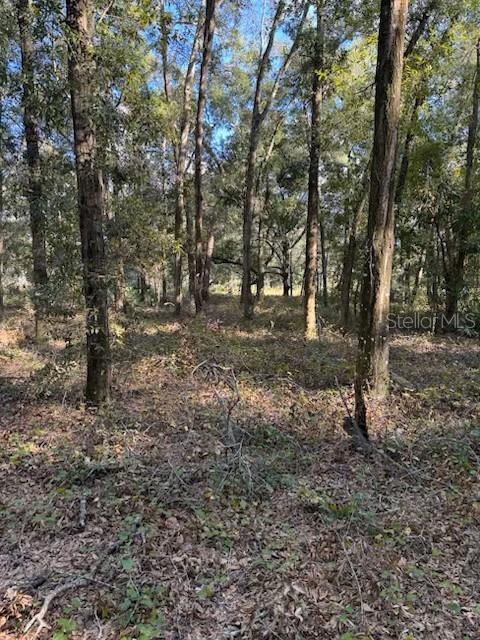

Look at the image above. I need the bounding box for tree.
[0,88,4,318]
[242,0,308,319]
[354,0,409,437]
[304,0,324,339]
[66,0,111,405]
[444,36,480,318]
[194,0,217,313]
[17,0,48,333]
[174,6,204,316]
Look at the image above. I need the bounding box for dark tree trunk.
[194,0,217,313]
[138,271,147,303]
[17,0,48,327]
[161,270,167,304]
[173,8,203,316]
[66,0,111,406]
[339,173,369,327]
[304,0,323,339]
[354,0,408,436]
[395,93,422,208]
[282,272,290,297]
[281,239,290,297]
[446,37,480,317]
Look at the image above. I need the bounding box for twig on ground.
[79,494,87,530]
[24,530,135,637]
[336,531,364,622]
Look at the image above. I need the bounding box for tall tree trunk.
[194,0,217,313]
[304,0,323,339]
[185,199,196,311]
[66,0,111,406]
[17,0,48,330]
[256,212,264,300]
[395,93,422,207]
[339,174,369,327]
[173,8,203,316]
[281,239,290,296]
[410,246,425,305]
[354,0,408,437]
[319,213,328,306]
[242,2,307,319]
[202,231,214,302]
[446,37,480,317]
[0,91,4,318]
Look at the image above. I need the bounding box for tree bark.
[185,199,196,311]
[0,92,4,318]
[173,8,203,316]
[339,172,369,327]
[17,0,48,327]
[194,0,217,313]
[319,213,328,306]
[304,0,323,339]
[395,92,423,208]
[202,231,214,301]
[66,0,111,406]
[281,238,290,296]
[446,37,480,317]
[354,0,408,436]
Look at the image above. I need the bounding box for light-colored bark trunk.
[173,8,203,316]
[304,0,323,339]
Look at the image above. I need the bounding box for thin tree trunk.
[354,0,408,437]
[0,92,4,318]
[242,2,307,319]
[281,239,290,296]
[0,92,5,320]
[66,0,111,406]
[162,270,167,304]
[304,0,323,339]
[319,213,328,306]
[447,37,480,317]
[202,231,214,301]
[185,199,196,311]
[17,0,48,331]
[410,247,425,305]
[395,93,422,207]
[173,8,203,316]
[194,0,217,313]
[256,212,264,300]
[339,174,369,327]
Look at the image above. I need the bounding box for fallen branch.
[24,578,87,637]
[78,494,87,530]
[24,531,132,637]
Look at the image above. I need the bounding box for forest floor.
[0,295,479,640]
